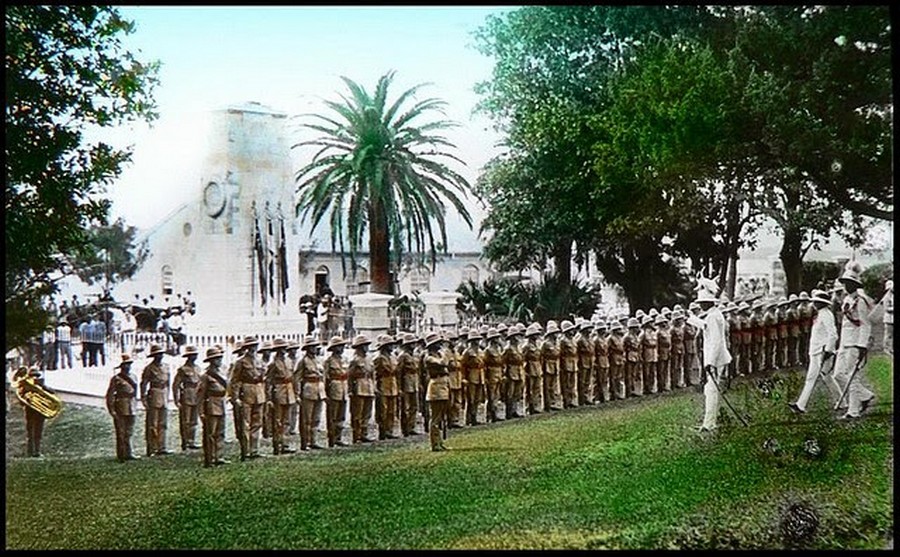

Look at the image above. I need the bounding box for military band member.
[483,328,505,422]
[231,336,266,460]
[639,316,658,394]
[504,324,526,418]
[576,321,595,405]
[656,314,671,392]
[608,321,626,399]
[397,333,420,437]
[172,345,202,451]
[198,346,229,467]
[592,320,610,402]
[443,330,465,428]
[797,292,813,366]
[323,336,350,447]
[669,311,686,388]
[296,335,326,450]
[19,368,54,458]
[266,338,297,455]
[423,331,450,452]
[624,318,641,397]
[106,354,140,462]
[542,321,564,410]
[140,344,173,457]
[523,323,544,414]
[789,291,839,414]
[348,335,376,443]
[373,334,400,440]
[462,330,486,425]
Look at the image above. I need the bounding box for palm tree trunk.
[369,199,392,295]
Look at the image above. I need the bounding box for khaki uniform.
[397,350,420,436]
[266,355,297,454]
[787,306,801,367]
[608,333,626,399]
[198,364,228,466]
[559,336,579,408]
[483,344,504,422]
[751,310,766,374]
[541,338,563,410]
[503,342,525,418]
[683,322,699,385]
[624,330,641,397]
[669,323,685,388]
[324,353,348,447]
[764,309,778,370]
[657,325,671,391]
[172,361,202,450]
[425,351,450,450]
[728,314,741,380]
[740,314,753,376]
[444,345,464,426]
[593,332,610,402]
[462,345,485,425]
[140,360,171,456]
[777,307,790,369]
[523,339,543,414]
[576,332,594,405]
[639,328,658,394]
[106,371,138,462]
[231,353,266,458]
[374,352,399,439]
[798,303,814,366]
[295,353,326,449]
[348,353,376,443]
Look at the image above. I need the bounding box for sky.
[102,6,515,250]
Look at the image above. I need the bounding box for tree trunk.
[623,243,655,312]
[552,239,573,288]
[779,224,804,296]
[368,199,392,295]
[726,253,738,300]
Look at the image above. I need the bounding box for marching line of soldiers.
[101,276,882,465]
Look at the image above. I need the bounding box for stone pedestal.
[348,292,393,341]
[419,291,461,331]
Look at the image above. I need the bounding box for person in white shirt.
[55,321,73,369]
[687,284,732,432]
[833,261,875,419]
[882,279,893,356]
[789,291,840,413]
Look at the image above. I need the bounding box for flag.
[267,214,275,299]
[254,215,267,306]
[279,216,289,303]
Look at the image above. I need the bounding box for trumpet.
[14,374,64,419]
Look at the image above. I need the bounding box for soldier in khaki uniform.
[503,324,526,418]
[323,335,350,447]
[295,335,326,450]
[576,321,595,405]
[776,297,790,369]
[198,346,229,467]
[750,301,766,375]
[738,303,753,376]
[258,341,274,441]
[373,334,400,440]
[443,330,464,427]
[285,340,301,436]
[348,335,376,443]
[462,330,486,425]
[523,323,544,414]
[172,345,202,451]
[140,344,173,457]
[266,338,297,455]
[483,328,505,422]
[655,314,671,392]
[624,318,642,397]
[558,320,579,408]
[639,316,658,394]
[763,301,779,371]
[608,321,626,399]
[396,333,420,437]
[226,340,245,449]
[726,304,741,382]
[423,331,450,451]
[106,354,140,462]
[230,335,266,461]
[683,311,700,385]
[797,292,813,367]
[669,311,686,388]
[592,320,610,402]
[786,294,801,368]
[542,321,564,411]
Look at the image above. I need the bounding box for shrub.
[860,262,892,302]
[801,260,843,293]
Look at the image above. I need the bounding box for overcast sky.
[101,6,513,250]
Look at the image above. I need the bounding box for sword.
[833,349,868,412]
[706,365,750,426]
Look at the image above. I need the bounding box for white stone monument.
[419,291,461,331]
[348,292,393,340]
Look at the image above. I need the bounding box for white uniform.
[688,306,731,430]
[883,287,893,355]
[795,305,839,411]
[834,289,874,416]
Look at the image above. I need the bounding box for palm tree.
[293,71,475,295]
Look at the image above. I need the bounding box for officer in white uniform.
[789,290,839,414]
[687,284,732,432]
[833,261,875,419]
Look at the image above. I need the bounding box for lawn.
[5,355,893,549]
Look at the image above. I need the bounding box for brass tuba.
[14,373,64,419]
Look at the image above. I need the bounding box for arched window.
[410,266,430,293]
[347,266,369,296]
[161,265,174,296]
[461,264,480,285]
[315,265,330,296]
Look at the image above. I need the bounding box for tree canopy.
[5,5,159,349]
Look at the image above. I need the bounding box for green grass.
[5,355,893,549]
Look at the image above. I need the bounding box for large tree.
[5,5,159,349]
[293,71,475,295]
[70,218,149,291]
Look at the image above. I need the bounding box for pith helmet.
[495,323,508,336]
[798,291,810,300]
[560,320,576,333]
[810,290,832,305]
[655,314,668,325]
[641,315,654,327]
[425,331,444,347]
[467,330,483,341]
[182,345,199,357]
[507,324,524,338]
[839,261,863,286]
[373,334,398,350]
[545,320,560,335]
[524,323,542,337]
[627,317,640,329]
[579,320,594,331]
[886,279,894,291]
[648,308,659,318]
[609,321,624,333]
[671,309,685,321]
[351,334,371,348]
[486,327,500,340]
[444,329,459,341]
[327,336,347,350]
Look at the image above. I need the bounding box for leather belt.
[150,382,167,388]
[330,373,349,381]
[303,376,321,383]
[274,378,293,384]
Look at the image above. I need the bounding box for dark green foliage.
[70,218,149,287]
[456,276,603,324]
[800,260,844,293]
[860,262,892,303]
